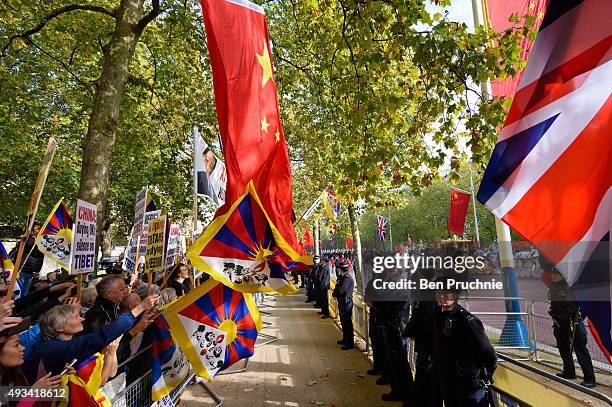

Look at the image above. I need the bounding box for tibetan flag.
[151,314,191,400]
[322,186,341,222]
[0,240,14,282]
[448,187,472,236]
[36,198,72,270]
[163,279,262,381]
[188,182,310,294]
[477,0,612,361]
[55,353,111,407]
[0,241,22,299]
[146,190,158,212]
[200,0,306,264]
[483,0,549,98]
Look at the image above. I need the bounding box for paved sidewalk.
[179,290,399,407]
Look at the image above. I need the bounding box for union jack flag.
[377,215,388,242]
[477,0,612,361]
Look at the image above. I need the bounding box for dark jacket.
[434,304,497,396]
[83,296,120,333]
[320,264,330,290]
[332,273,354,315]
[169,279,191,297]
[403,293,437,358]
[22,311,137,384]
[17,236,44,276]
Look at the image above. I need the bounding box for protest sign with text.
[145,215,167,274]
[71,199,97,274]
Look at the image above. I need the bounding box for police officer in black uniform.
[539,255,596,387]
[332,262,354,349]
[433,275,497,407]
[365,273,388,378]
[306,255,320,303]
[314,257,323,309]
[319,257,330,318]
[377,268,413,402]
[403,268,441,407]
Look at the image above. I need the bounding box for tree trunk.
[348,204,364,294]
[77,0,149,262]
[100,220,113,256]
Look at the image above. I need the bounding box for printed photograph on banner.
[36,199,72,270]
[194,128,226,207]
[162,280,261,381]
[179,315,227,377]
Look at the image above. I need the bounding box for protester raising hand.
[0,315,22,331]
[131,294,160,317]
[32,371,63,388]
[0,300,14,318]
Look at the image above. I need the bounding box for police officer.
[540,255,596,387]
[364,273,387,378]
[306,256,320,303]
[403,268,441,407]
[319,257,331,319]
[377,268,412,402]
[332,262,354,349]
[433,275,497,407]
[313,258,323,309]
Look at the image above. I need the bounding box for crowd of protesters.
[0,224,210,406]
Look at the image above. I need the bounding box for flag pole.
[471,0,526,348]
[468,163,481,248]
[388,211,393,251]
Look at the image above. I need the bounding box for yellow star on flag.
[275,129,281,143]
[261,116,270,133]
[536,11,544,19]
[256,41,273,88]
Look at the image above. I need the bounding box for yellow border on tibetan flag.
[36,198,72,271]
[187,181,312,295]
[162,279,262,381]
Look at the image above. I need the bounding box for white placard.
[71,199,97,274]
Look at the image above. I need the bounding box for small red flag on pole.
[448,187,472,236]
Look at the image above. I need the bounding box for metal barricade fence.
[462,296,533,361]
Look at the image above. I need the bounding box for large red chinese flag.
[200,0,300,254]
[483,0,548,98]
[448,188,472,236]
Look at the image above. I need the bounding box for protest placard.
[145,215,167,274]
[165,224,182,268]
[70,199,97,274]
[132,187,147,239]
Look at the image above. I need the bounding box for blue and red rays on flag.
[163,279,262,381]
[151,314,191,400]
[188,182,311,294]
[54,353,111,407]
[36,198,73,270]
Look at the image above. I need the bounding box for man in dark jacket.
[377,268,412,402]
[306,256,320,303]
[403,268,441,407]
[433,276,497,407]
[319,258,331,319]
[332,262,354,349]
[364,273,387,378]
[14,224,45,295]
[540,255,596,387]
